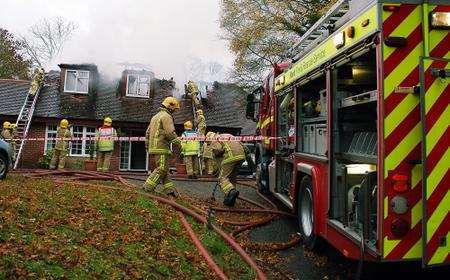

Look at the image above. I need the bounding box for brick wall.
[19,122,46,168]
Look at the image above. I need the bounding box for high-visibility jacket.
[96,126,116,152]
[181,130,200,156]
[210,134,246,165]
[55,127,72,151]
[146,107,180,155]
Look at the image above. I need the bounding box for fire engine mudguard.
[298,176,316,249]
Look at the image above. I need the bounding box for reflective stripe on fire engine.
[381,3,449,262]
[260,116,273,129]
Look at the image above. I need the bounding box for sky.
[0,0,233,86]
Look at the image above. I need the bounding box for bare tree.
[20,17,77,67]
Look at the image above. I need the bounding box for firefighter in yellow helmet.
[49,119,72,169]
[144,96,182,197]
[181,121,200,178]
[1,121,17,161]
[208,133,251,206]
[96,117,117,172]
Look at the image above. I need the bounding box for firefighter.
[1,121,17,161]
[49,119,72,170]
[208,132,253,206]
[186,80,201,108]
[181,121,200,179]
[144,96,181,197]
[28,68,45,96]
[203,131,218,176]
[96,117,117,172]
[196,109,206,136]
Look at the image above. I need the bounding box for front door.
[130,140,147,170]
[420,56,449,267]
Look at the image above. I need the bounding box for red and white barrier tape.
[9,135,286,142]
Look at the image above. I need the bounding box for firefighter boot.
[223,189,239,207]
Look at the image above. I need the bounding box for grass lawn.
[0,175,255,279]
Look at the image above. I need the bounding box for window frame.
[44,124,58,154]
[69,125,97,157]
[126,74,151,98]
[64,69,90,94]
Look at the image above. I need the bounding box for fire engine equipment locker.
[315,124,327,156]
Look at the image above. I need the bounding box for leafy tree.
[0,28,31,79]
[220,0,335,90]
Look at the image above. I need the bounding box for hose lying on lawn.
[178,213,229,280]
[25,171,266,280]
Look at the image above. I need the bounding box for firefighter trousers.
[50,149,67,169]
[218,160,242,195]
[97,151,112,171]
[205,158,216,175]
[184,155,199,176]
[144,154,175,192]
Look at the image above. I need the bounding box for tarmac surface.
[130,176,449,279]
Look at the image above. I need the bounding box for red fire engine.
[246,0,449,267]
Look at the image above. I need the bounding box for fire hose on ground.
[21,170,266,280]
[19,170,303,279]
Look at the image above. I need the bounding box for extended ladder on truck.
[13,73,44,169]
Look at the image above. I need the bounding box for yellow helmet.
[104,117,112,126]
[196,109,203,115]
[184,121,193,130]
[60,119,69,128]
[3,121,11,129]
[162,96,180,111]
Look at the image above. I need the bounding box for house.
[0,63,255,171]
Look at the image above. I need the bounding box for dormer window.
[64,69,90,93]
[126,74,150,98]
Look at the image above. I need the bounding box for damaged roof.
[0,71,255,132]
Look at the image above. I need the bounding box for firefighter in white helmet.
[144,96,181,197]
[181,121,200,179]
[49,119,72,169]
[1,121,17,161]
[96,117,117,172]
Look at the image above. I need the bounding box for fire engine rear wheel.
[298,176,316,249]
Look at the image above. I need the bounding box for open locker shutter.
[420,57,450,267]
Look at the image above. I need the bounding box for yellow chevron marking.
[384,237,401,258]
[384,93,420,137]
[426,191,450,242]
[411,200,422,228]
[383,6,422,60]
[411,164,422,189]
[426,106,450,156]
[426,148,449,199]
[430,29,450,59]
[384,197,388,219]
[384,43,423,99]
[429,232,450,265]
[404,239,422,259]
[384,123,421,179]
[425,64,450,114]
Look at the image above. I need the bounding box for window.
[126,74,150,97]
[64,70,90,93]
[70,125,97,156]
[45,125,58,153]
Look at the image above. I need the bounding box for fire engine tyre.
[0,153,8,180]
[298,176,316,249]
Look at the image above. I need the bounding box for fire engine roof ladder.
[13,73,44,170]
[288,0,350,60]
